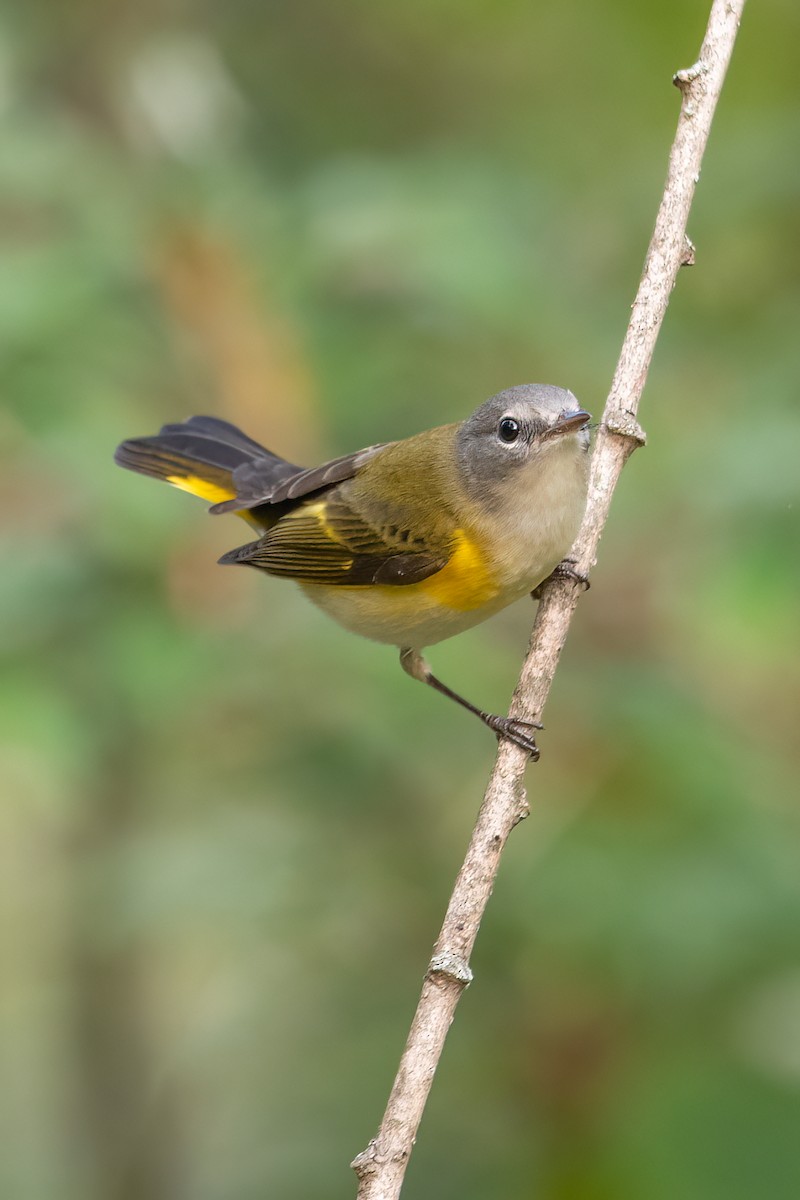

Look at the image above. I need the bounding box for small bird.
[115,385,590,757]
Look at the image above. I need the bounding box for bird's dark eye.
[498,417,520,444]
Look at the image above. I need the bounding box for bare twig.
[352,2,747,1195]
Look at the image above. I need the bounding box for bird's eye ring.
[498,417,520,444]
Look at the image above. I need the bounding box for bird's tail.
[114,415,302,519]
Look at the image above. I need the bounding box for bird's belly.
[299,579,522,648]
[298,473,585,650]
[299,534,551,649]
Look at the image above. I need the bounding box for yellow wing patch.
[300,500,333,527]
[279,502,355,569]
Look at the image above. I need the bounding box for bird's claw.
[486,715,542,760]
[531,557,590,600]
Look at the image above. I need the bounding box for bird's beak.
[545,409,592,438]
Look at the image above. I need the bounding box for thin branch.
[352,2,747,1196]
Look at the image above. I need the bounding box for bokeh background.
[1,1,799,1197]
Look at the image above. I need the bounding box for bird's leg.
[399,647,542,760]
[531,557,591,600]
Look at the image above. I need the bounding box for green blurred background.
[1,1,799,1197]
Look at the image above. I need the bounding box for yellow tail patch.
[166,474,238,505]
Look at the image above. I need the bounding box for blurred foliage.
[1,1,799,1197]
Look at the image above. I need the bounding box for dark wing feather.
[218,491,449,587]
[210,443,392,514]
[269,445,391,502]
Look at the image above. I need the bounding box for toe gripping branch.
[400,647,543,760]
[531,558,591,601]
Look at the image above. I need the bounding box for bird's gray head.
[455,384,591,502]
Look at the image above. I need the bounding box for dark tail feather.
[155,415,278,462]
[114,416,303,511]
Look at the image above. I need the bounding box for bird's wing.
[210,443,393,514]
[218,492,451,587]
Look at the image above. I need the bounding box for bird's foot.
[484,714,543,760]
[531,557,591,600]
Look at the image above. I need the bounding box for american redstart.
[115,384,590,757]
